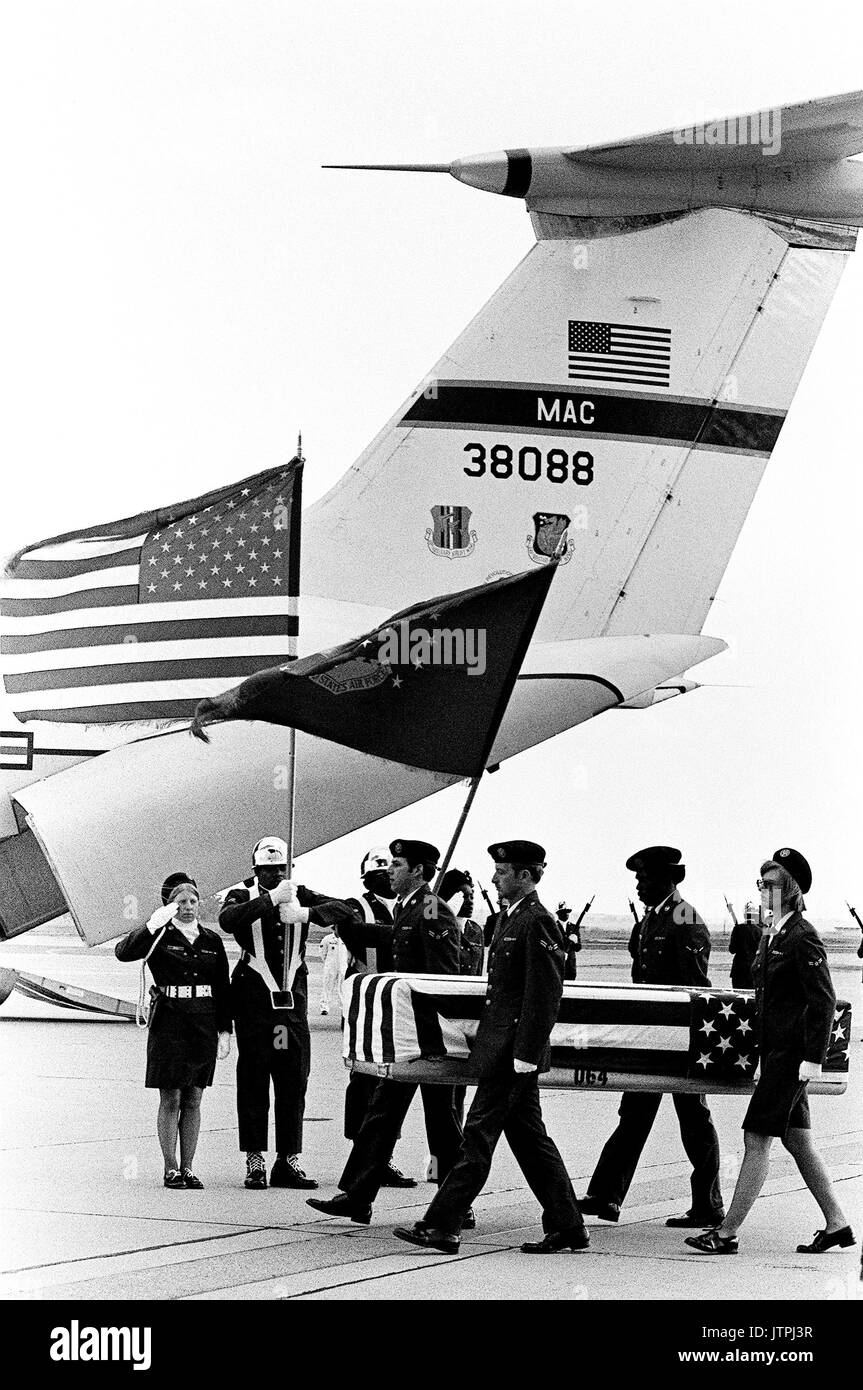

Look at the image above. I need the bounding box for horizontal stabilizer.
[618,679,699,710]
[564,89,863,168]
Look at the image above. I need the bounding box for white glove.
[146,902,176,932]
[217,1032,232,1060]
[267,878,296,907]
[798,1060,822,1081]
[279,903,310,926]
[513,1058,537,1074]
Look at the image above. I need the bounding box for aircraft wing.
[563,89,863,168]
[13,633,722,945]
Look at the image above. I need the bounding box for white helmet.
[361,846,391,877]
[253,836,289,866]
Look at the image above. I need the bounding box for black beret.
[625,845,683,875]
[772,847,812,895]
[390,838,440,865]
[488,840,546,866]
[161,871,198,905]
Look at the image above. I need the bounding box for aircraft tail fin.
[303,209,853,642]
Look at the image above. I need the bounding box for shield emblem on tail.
[426,505,477,558]
[527,512,574,564]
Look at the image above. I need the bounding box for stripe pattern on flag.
[1,464,302,723]
[343,976,852,1081]
[568,320,671,387]
[0,729,33,770]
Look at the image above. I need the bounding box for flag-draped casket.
[342,974,851,1095]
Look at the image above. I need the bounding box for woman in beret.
[116,873,232,1188]
[686,850,854,1255]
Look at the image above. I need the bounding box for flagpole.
[434,773,483,892]
[282,431,304,993]
[434,558,561,896]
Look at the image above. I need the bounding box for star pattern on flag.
[140,473,293,602]
[825,1002,852,1070]
[688,994,759,1080]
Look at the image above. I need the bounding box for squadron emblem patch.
[426,505,477,558]
[526,512,574,565]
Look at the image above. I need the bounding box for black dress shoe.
[180,1169,204,1190]
[684,1228,739,1254]
[270,1157,318,1189]
[163,1169,185,1189]
[577,1195,620,1223]
[521,1227,590,1254]
[393,1223,459,1254]
[665,1210,725,1228]
[461,1207,476,1231]
[306,1193,372,1225]
[796,1225,856,1254]
[380,1162,417,1189]
[244,1168,267,1190]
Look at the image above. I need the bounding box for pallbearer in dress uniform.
[580,846,725,1228]
[220,836,360,1191]
[337,847,417,1188]
[394,841,588,1255]
[307,838,465,1226]
[687,849,855,1255]
[729,901,762,990]
[115,873,232,1189]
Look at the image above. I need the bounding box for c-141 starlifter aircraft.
[1,89,862,947]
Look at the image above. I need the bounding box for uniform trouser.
[344,1071,379,1141]
[424,1072,584,1236]
[339,1078,463,1203]
[588,1091,724,1214]
[235,1008,310,1154]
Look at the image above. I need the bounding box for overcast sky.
[2,1,862,924]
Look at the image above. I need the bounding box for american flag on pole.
[0,462,302,723]
[568,319,671,387]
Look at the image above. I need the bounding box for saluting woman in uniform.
[686,848,855,1256]
[116,873,232,1189]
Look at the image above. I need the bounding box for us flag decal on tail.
[568,320,671,387]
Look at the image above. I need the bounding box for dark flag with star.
[688,993,757,1081]
[0,461,302,722]
[191,565,556,777]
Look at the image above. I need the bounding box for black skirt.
[145,996,219,1089]
[742,1051,810,1136]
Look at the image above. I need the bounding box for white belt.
[161,984,212,999]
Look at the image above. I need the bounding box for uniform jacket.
[752,911,836,1066]
[220,879,360,1018]
[629,890,711,987]
[390,887,461,974]
[729,918,762,990]
[115,922,232,1033]
[469,890,566,1078]
[340,892,396,976]
[457,919,485,976]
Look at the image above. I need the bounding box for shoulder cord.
[136,925,169,1029]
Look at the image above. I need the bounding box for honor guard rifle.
[628,898,640,928]
[846,901,863,933]
[573,894,595,933]
[725,895,739,927]
[478,881,496,917]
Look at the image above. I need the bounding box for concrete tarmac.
[0,942,860,1302]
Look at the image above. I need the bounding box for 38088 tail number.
[463,442,594,484]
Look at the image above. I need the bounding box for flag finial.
[296,430,304,463]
